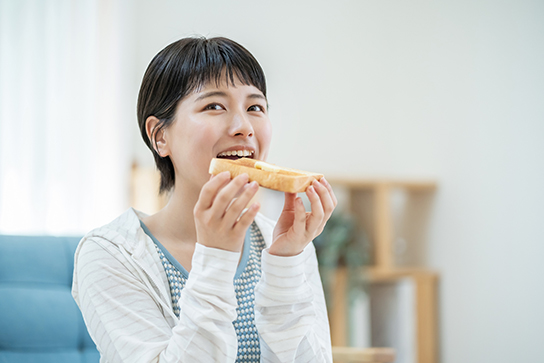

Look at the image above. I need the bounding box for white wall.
[127,0,544,362]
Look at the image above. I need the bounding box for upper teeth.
[218,150,254,157]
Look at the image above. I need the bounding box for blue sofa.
[0,235,99,363]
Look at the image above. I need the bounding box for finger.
[292,197,307,236]
[314,179,335,218]
[305,184,325,233]
[196,171,231,210]
[234,201,260,233]
[210,173,249,217]
[282,192,297,212]
[320,177,338,207]
[223,181,259,226]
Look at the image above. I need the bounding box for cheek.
[170,122,216,167]
[256,121,272,157]
[184,121,218,150]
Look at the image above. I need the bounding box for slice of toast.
[209,158,323,193]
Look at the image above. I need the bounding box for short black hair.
[137,36,267,194]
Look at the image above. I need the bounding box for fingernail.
[245,181,258,189]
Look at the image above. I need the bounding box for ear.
[145,116,170,157]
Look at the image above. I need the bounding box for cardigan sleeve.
[73,238,241,363]
[254,242,333,362]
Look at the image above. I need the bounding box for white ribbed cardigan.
[72,208,332,363]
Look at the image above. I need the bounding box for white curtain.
[0,0,133,235]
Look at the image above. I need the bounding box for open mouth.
[216,150,255,160]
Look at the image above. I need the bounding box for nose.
[229,111,254,138]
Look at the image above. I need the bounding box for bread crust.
[209,158,323,193]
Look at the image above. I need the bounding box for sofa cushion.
[0,235,99,363]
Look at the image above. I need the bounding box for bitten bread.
[209,158,324,193]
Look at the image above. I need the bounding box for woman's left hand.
[270,178,338,257]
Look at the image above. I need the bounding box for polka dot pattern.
[154,245,187,317]
[155,222,266,363]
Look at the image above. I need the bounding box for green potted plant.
[314,210,371,343]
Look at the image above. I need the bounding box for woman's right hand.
[193,171,260,252]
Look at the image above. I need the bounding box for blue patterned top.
[140,221,266,363]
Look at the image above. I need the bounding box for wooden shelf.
[330,267,438,363]
[365,268,438,363]
[327,178,437,192]
[328,179,437,270]
[332,347,396,363]
[327,179,439,363]
[364,267,439,281]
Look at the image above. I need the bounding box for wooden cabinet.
[327,179,438,363]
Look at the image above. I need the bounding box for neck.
[151,181,201,245]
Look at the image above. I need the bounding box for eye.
[248,104,265,113]
[204,103,224,111]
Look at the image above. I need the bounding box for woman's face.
[163,76,272,191]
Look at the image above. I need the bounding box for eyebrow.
[247,93,267,101]
[195,91,227,101]
[194,91,267,102]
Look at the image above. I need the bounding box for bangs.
[184,37,267,97]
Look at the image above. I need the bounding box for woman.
[72,36,337,362]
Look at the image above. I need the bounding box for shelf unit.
[327,178,438,363]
